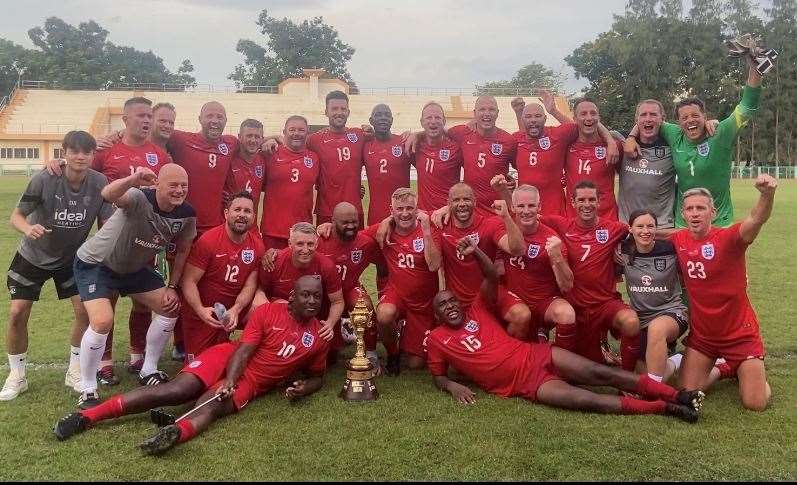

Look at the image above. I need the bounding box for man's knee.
[615,310,640,336]
[550,303,575,325]
[741,390,770,412]
[376,304,397,326]
[506,304,531,326]
[406,354,425,370]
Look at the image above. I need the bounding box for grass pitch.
[0,176,795,480]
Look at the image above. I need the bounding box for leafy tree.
[229,9,356,89]
[476,62,566,95]
[0,39,37,97]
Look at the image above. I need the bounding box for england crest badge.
[527,244,541,258]
[170,221,183,233]
[392,145,403,157]
[413,237,425,252]
[466,233,480,246]
[255,165,264,179]
[439,149,450,161]
[347,132,359,143]
[701,243,715,260]
[145,153,159,167]
[595,146,607,160]
[539,136,551,150]
[654,146,666,158]
[595,229,609,243]
[302,332,315,348]
[654,258,667,271]
[350,249,363,264]
[304,156,314,168]
[464,320,480,333]
[241,249,255,264]
[697,142,710,157]
[491,143,503,156]
[218,143,229,156]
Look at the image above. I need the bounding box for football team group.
[0,54,778,455]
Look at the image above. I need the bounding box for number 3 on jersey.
[686,261,706,279]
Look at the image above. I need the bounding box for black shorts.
[639,309,689,359]
[73,258,164,302]
[7,252,77,301]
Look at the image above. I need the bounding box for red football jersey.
[543,215,628,308]
[239,302,329,393]
[307,128,365,218]
[432,214,505,307]
[671,224,760,345]
[316,231,381,293]
[168,130,238,232]
[184,224,266,309]
[363,135,411,225]
[513,123,579,217]
[225,152,266,220]
[363,222,438,306]
[497,223,567,305]
[92,141,171,182]
[426,297,539,398]
[564,140,621,220]
[413,139,462,212]
[258,247,341,300]
[260,145,320,239]
[448,125,517,216]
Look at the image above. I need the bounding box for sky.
[0,0,632,93]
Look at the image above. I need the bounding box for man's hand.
[505,173,517,190]
[544,236,564,263]
[491,199,510,219]
[284,380,310,401]
[417,210,432,231]
[456,235,478,257]
[223,308,239,332]
[261,139,279,155]
[133,166,157,187]
[361,124,375,137]
[754,173,778,195]
[606,140,620,165]
[539,89,556,113]
[316,222,333,239]
[96,130,123,150]
[261,248,279,272]
[361,184,366,200]
[44,158,65,176]
[466,119,477,131]
[447,381,476,404]
[404,132,419,155]
[318,321,334,341]
[25,224,51,240]
[218,379,236,399]
[705,119,720,137]
[624,136,640,159]
[375,217,393,249]
[198,306,225,329]
[431,206,450,229]
[491,174,510,194]
[162,287,181,314]
[510,97,525,115]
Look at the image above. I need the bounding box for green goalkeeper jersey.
[661,85,761,227]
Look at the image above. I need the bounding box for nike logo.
[273,326,285,331]
[565,233,578,237]
[367,151,375,155]
[276,158,285,162]
[89,346,101,350]
[113,155,125,160]
[323,139,336,144]
[443,336,452,344]
[215,253,228,257]
[278,278,291,283]
[466,141,477,145]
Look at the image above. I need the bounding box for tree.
[229,9,356,89]
[476,62,565,96]
[0,39,38,97]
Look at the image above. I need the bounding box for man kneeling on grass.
[425,236,705,422]
[53,276,329,455]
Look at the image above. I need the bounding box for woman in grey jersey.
[619,210,689,383]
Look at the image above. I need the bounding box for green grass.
[0,176,795,480]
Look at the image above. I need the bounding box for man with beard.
[412,102,463,212]
[260,116,320,250]
[179,192,265,360]
[425,236,704,422]
[53,276,330,456]
[308,91,366,227]
[565,99,622,220]
[224,120,267,222]
[432,183,529,339]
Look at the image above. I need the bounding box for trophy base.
[339,363,379,402]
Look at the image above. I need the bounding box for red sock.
[128,310,151,355]
[102,327,114,361]
[173,316,184,347]
[635,374,678,402]
[716,361,735,380]
[80,395,125,424]
[365,321,378,352]
[554,323,577,352]
[620,335,640,372]
[620,396,666,415]
[176,419,197,444]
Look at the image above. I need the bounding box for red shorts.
[496,286,524,319]
[180,342,238,388]
[380,285,435,358]
[181,310,233,361]
[527,296,561,331]
[687,332,766,373]
[516,342,563,401]
[261,235,289,251]
[574,299,630,364]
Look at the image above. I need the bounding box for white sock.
[69,346,80,369]
[140,314,177,377]
[79,328,107,393]
[667,352,684,370]
[647,372,663,383]
[7,353,26,377]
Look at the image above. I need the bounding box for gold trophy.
[339,293,379,401]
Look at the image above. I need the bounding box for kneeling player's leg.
[545,298,576,352]
[612,307,641,372]
[550,346,702,408]
[499,288,531,341]
[678,346,716,391]
[130,286,179,381]
[736,358,770,411]
[644,316,681,382]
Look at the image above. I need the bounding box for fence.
[731,165,797,178]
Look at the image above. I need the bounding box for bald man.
[73,164,197,409]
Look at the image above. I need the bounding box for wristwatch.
[167,283,179,290]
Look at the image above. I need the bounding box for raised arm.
[739,174,776,244]
[418,212,442,272]
[457,236,498,305]
[545,235,574,293]
[493,200,524,257]
[101,168,156,208]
